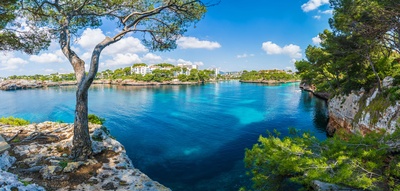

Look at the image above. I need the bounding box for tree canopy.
[295,0,400,94]
[246,0,400,190]
[0,0,50,53]
[9,0,208,160]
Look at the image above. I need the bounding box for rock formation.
[0,122,170,191]
[327,77,400,135]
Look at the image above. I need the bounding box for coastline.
[298,82,330,100]
[0,79,202,91]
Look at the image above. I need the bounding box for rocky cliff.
[0,122,170,191]
[326,77,400,135]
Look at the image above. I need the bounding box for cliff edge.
[327,77,400,135]
[0,122,170,191]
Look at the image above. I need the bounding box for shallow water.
[0,81,328,190]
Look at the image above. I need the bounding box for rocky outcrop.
[327,76,400,135]
[299,81,330,100]
[0,80,78,90]
[0,122,170,191]
[311,180,362,191]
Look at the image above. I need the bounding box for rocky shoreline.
[0,122,170,191]
[0,79,200,91]
[299,82,330,100]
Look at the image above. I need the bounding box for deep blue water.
[0,81,328,190]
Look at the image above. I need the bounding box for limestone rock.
[311,180,362,191]
[383,76,394,88]
[0,122,170,191]
[63,161,84,173]
[327,83,400,134]
[40,165,62,179]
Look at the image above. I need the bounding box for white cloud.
[177,36,221,50]
[164,58,204,66]
[237,53,255,58]
[193,61,204,66]
[320,9,333,14]
[262,41,302,58]
[312,35,322,45]
[313,15,321,20]
[103,36,148,55]
[0,53,28,71]
[29,53,64,64]
[80,52,92,62]
[301,0,329,12]
[142,53,162,63]
[77,28,106,50]
[165,58,177,63]
[44,69,56,73]
[290,59,297,64]
[104,53,141,67]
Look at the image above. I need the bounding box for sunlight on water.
[183,147,201,156]
[228,107,266,125]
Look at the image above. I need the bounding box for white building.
[132,66,152,75]
[177,64,198,75]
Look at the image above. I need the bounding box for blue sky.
[0,0,332,77]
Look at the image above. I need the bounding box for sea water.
[0,81,328,190]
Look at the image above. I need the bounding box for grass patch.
[0,117,30,126]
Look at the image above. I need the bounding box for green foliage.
[296,0,400,94]
[0,0,50,54]
[244,129,400,190]
[240,70,297,82]
[88,114,105,125]
[59,160,68,169]
[12,137,20,143]
[0,116,30,126]
[155,63,175,68]
[177,74,188,82]
[132,63,147,68]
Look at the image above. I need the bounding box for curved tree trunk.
[70,88,92,161]
[366,53,382,92]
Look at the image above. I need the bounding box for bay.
[0,81,328,190]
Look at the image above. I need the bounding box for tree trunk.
[70,88,92,161]
[366,53,382,92]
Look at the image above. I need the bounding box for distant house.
[132,66,152,75]
[224,71,242,78]
[207,67,220,77]
[177,64,198,75]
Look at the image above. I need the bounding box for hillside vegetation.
[244,0,400,190]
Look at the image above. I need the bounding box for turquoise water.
[0,81,328,190]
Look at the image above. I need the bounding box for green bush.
[0,116,30,126]
[244,129,400,190]
[88,114,105,125]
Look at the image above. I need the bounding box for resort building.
[177,64,198,75]
[132,66,152,75]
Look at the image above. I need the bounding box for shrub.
[88,114,105,125]
[0,116,30,126]
[244,129,400,190]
